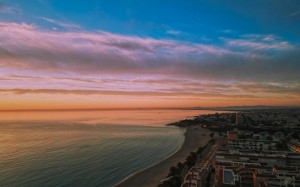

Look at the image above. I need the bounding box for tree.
[292,132,299,139]
[209,132,215,140]
[197,147,203,154]
[266,136,273,141]
[186,152,197,168]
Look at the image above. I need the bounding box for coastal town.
[161,109,300,187]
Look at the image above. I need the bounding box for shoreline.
[114,127,211,187]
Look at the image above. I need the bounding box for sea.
[0,109,217,187]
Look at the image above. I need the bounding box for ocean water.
[0,109,217,187]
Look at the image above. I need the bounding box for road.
[181,137,222,187]
[190,138,221,187]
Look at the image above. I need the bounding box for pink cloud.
[0,88,264,99]
[0,21,299,84]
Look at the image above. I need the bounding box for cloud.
[0,88,264,99]
[230,82,300,96]
[0,21,299,84]
[2,79,299,100]
[226,39,290,50]
[290,10,300,16]
[224,34,292,50]
[221,29,235,34]
[166,30,183,36]
[0,2,19,13]
[2,73,299,99]
[40,17,81,30]
[0,22,37,30]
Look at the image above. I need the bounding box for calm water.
[0,109,218,187]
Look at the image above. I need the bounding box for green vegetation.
[209,132,215,139]
[167,119,200,127]
[159,146,206,187]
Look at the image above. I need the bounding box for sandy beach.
[115,127,211,187]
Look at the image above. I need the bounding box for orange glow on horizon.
[1,93,299,111]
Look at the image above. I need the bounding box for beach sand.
[115,127,211,187]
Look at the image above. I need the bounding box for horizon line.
[0,105,299,112]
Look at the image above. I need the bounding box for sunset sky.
[1,0,300,110]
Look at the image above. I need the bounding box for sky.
[0,0,300,110]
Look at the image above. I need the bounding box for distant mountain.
[191,105,300,111]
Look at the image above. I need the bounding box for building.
[215,150,300,186]
[287,140,300,153]
[228,139,277,151]
[228,130,238,141]
[181,166,203,187]
[236,113,244,125]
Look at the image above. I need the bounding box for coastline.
[114,127,211,187]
